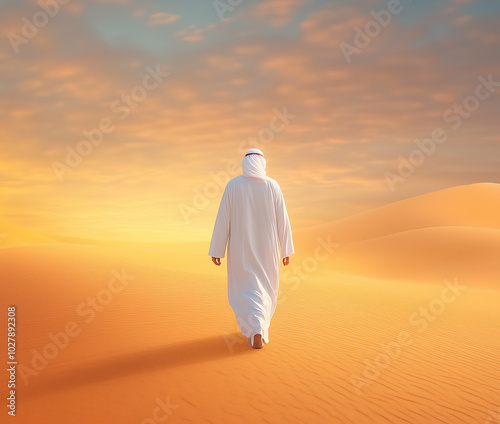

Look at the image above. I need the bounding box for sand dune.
[295,183,500,249]
[1,183,499,423]
[320,226,500,289]
[292,183,500,288]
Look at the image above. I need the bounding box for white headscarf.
[242,148,266,179]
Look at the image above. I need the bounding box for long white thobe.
[208,175,294,345]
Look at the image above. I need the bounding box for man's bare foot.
[252,334,263,349]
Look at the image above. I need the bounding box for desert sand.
[1,183,499,423]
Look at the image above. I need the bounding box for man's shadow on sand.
[25,332,253,395]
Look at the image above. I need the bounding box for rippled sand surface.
[0,243,498,423]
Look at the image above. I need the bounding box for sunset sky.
[1,0,499,242]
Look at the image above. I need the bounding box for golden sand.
[1,183,499,423]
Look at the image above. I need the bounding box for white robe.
[208,174,294,345]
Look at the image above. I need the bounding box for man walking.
[209,148,294,349]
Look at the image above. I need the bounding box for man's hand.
[283,257,289,266]
[212,257,221,266]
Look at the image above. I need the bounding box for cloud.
[253,0,309,27]
[175,23,216,42]
[149,12,180,26]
